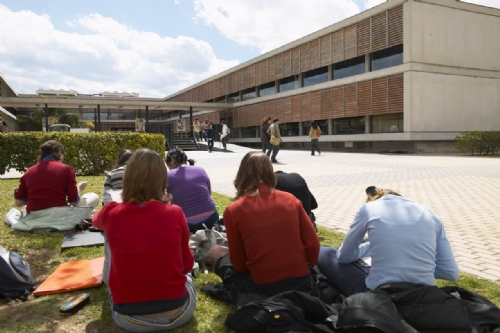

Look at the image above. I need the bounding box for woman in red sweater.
[209,151,320,296]
[93,148,196,332]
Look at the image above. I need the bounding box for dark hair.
[365,186,401,203]
[38,140,65,162]
[114,149,133,169]
[166,147,195,167]
[272,118,279,123]
[261,116,271,125]
[221,120,226,124]
[310,121,319,130]
[234,152,277,199]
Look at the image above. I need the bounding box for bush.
[455,131,500,155]
[0,132,166,176]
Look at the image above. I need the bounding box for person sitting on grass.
[102,149,132,206]
[317,186,459,297]
[166,147,219,232]
[208,151,320,296]
[93,148,196,332]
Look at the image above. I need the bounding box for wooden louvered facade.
[232,74,403,124]
[166,3,405,125]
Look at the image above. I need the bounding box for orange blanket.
[34,257,104,296]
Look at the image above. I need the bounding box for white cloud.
[0,5,238,97]
[461,0,500,9]
[364,0,386,10]
[193,0,361,53]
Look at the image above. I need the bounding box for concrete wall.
[407,71,500,132]
[408,1,500,71]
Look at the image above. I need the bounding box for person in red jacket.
[209,151,320,296]
[93,148,196,332]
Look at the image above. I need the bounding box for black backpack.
[0,245,35,301]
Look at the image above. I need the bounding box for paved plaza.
[190,145,500,282]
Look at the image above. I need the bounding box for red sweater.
[223,184,320,284]
[15,160,78,213]
[93,201,194,307]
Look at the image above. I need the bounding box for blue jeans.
[311,139,320,155]
[317,246,368,297]
[261,139,272,157]
[109,274,196,332]
[271,145,280,161]
[187,210,220,233]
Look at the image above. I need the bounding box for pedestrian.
[220,120,229,150]
[202,120,209,142]
[193,118,202,142]
[309,121,321,156]
[260,116,272,157]
[206,122,215,153]
[267,118,283,163]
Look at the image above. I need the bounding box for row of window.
[213,45,403,103]
[237,113,403,138]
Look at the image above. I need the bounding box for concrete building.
[165,0,500,153]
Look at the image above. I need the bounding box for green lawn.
[0,176,499,332]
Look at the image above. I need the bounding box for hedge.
[0,132,166,176]
[455,131,500,155]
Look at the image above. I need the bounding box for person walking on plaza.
[267,118,283,163]
[260,116,272,157]
[309,121,321,156]
[206,122,215,153]
[220,120,229,150]
[201,120,209,142]
[193,118,202,142]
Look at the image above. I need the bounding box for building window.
[371,44,403,71]
[279,75,299,93]
[259,82,275,97]
[303,66,329,87]
[227,92,240,103]
[281,122,300,137]
[82,112,95,121]
[302,120,328,136]
[241,88,257,101]
[214,96,226,103]
[333,56,365,80]
[333,116,366,134]
[241,126,258,138]
[109,112,136,120]
[371,113,403,133]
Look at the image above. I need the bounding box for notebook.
[354,256,372,274]
[34,257,104,296]
[62,232,104,249]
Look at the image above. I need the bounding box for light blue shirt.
[337,195,459,290]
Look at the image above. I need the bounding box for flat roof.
[0,96,232,112]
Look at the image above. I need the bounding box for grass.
[0,176,499,332]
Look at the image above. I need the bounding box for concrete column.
[145,105,149,133]
[97,104,101,132]
[298,73,304,88]
[256,86,260,98]
[365,54,371,73]
[328,64,333,81]
[328,118,333,135]
[275,80,279,94]
[238,90,242,102]
[189,106,193,138]
[299,121,303,136]
[365,115,371,134]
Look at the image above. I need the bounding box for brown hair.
[272,118,279,123]
[234,152,277,199]
[114,149,132,169]
[38,140,65,162]
[365,186,400,203]
[122,148,171,204]
[261,116,271,125]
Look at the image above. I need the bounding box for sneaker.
[271,159,278,163]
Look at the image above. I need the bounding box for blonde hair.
[365,186,400,203]
[122,148,171,204]
[234,152,277,200]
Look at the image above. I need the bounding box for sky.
[0,0,498,97]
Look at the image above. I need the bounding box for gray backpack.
[0,245,35,301]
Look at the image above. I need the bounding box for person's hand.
[77,181,88,193]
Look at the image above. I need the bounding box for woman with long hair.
[317,186,459,297]
[166,147,219,232]
[260,116,272,157]
[93,148,196,332]
[209,152,319,296]
[309,121,321,156]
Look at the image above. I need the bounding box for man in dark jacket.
[275,171,318,231]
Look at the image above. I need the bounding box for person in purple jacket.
[166,147,219,232]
